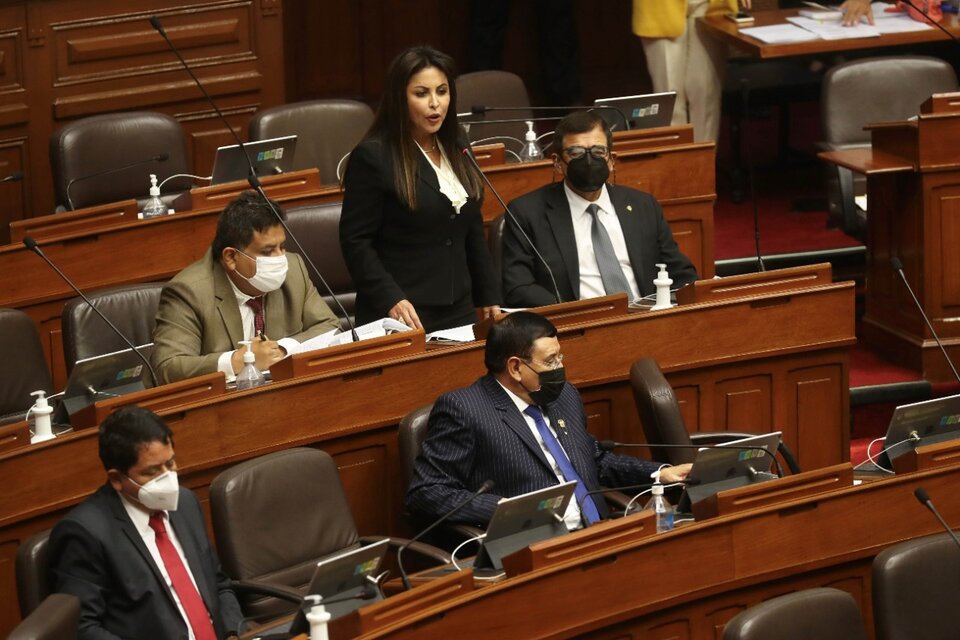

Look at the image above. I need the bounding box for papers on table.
[740,2,932,44]
[426,323,476,343]
[287,318,413,353]
[786,16,880,39]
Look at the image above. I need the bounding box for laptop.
[473,480,575,571]
[210,135,298,185]
[593,92,677,131]
[879,393,960,469]
[60,344,155,417]
[680,431,782,512]
[284,539,390,636]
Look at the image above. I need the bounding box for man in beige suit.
[152,192,340,384]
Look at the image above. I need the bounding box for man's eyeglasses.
[524,353,565,370]
[562,145,609,161]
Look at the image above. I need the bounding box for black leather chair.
[60,282,164,377]
[0,309,53,426]
[872,532,960,640]
[723,588,868,640]
[50,111,192,211]
[248,99,374,184]
[209,447,449,620]
[8,593,80,640]
[629,357,800,473]
[284,203,355,331]
[456,70,534,154]
[820,56,957,234]
[15,529,52,618]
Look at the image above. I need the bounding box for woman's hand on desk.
[841,0,875,25]
[390,299,424,330]
[740,0,751,9]
[479,305,501,321]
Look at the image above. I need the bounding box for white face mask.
[130,470,180,511]
[237,251,288,293]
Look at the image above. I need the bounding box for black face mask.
[564,154,609,192]
[522,363,566,406]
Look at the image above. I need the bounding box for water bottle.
[643,482,675,533]
[141,174,167,219]
[235,340,265,390]
[518,120,543,162]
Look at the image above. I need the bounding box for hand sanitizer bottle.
[650,263,674,311]
[29,390,55,444]
[518,120,543,162]
[235,340,265,390]
[141,174,167,219]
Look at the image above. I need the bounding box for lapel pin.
[557,418,566,430]
[626,204,633,212]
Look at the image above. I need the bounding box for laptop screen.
[882,393,960,466]
[61,344,155,417]
[210,135,298,185]
[593,92,677,131]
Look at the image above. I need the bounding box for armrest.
[359,535,451,565]
[230,578,303,603]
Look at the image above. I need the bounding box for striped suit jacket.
[406,373,663,526]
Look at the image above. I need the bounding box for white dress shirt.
[563,183,641,301]
[118,493,207,640]
[497,381,585,530]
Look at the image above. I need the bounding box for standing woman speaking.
[339,46,501,333]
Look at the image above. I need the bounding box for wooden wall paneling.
[788,359,849,470]
[714,373,773,433]
[0,4,28,245]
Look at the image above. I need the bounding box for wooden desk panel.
[700,9,960,59]
[0,279,854,634]
[336,463,960,639]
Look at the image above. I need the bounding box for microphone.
[913,487,960,551]
[397,479,494,591]
[891,257,960,384]
[149,15,360,342]
[23,236,158,388]
[461,145,562,304]
[65,153,168,211]
[468,104,630,132]
[1,171,23,183]
[740,78,765,272]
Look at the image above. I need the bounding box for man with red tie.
[49,406,243,639]
[151,191,340,385]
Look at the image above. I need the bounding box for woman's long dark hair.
[365,45,483,210]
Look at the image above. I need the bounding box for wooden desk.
[700,9,960,58]
[329,462,960,639]
[0,270,854,635]
[819,95,960,381]
[1,127,714,389]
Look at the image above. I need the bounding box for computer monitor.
[680,431,782,513]
[60,344,155,417]
[592,92,677,131]
[880,393,960,468]
[286,539,390,635]
[474,480,575,571]
[210,135,298,185]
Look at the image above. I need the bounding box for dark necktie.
[246,297,265,336]
[523,405,601,525]
[148,513,218,640]
[586,203,631,296]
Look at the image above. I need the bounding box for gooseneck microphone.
[397,479,494,591]
[461,145,562,304]
[913,487,960,551]
[149,15,360,343]
[898,0,960,45]
[578,482,657,517]
[23,236,158,387]
[598,439,790,477]
[891,257,960,384]
[65,153,169,211]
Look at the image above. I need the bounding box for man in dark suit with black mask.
[501,110,697,308]
[49,406,242,640]
[407,311,689,530]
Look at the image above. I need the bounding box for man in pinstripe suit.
[407,311,690,530]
